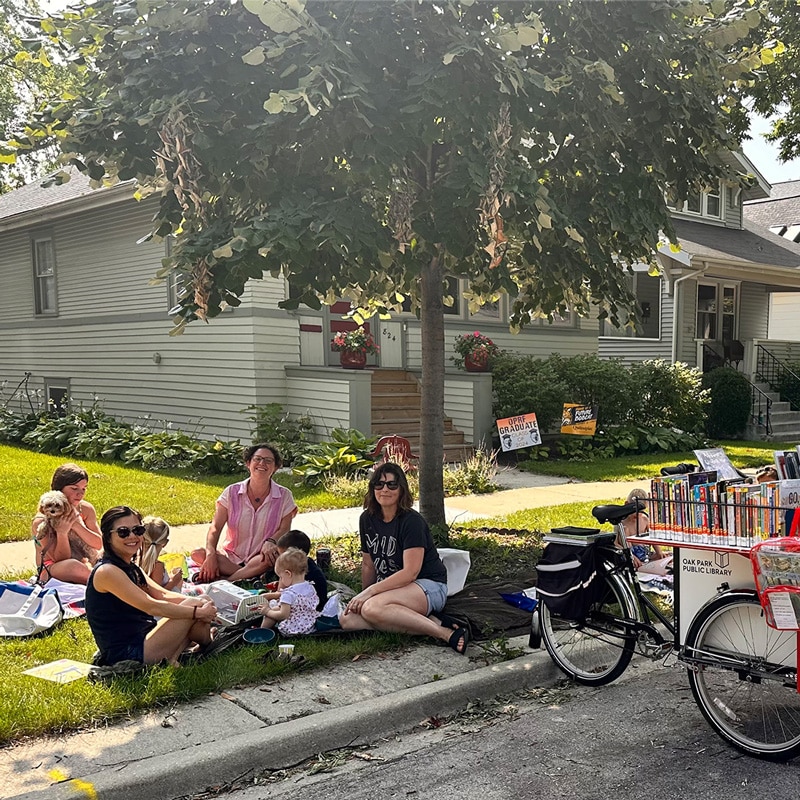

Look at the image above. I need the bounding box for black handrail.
[749,382,773,436]
[700,342,724,373]
[756,345,800,412]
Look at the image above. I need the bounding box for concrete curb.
[14,651,560,800]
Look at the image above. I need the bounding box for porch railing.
[749,382,773,437]
[700,342,724,373]
[756,344,800,412]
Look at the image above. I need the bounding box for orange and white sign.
[497,413,541,452]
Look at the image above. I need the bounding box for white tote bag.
[0,582,64,637]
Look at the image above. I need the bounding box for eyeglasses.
[113,525,146,539]
[374,480,399,490]
[251,456,275,465]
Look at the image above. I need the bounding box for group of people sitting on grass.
[31,445,469,668]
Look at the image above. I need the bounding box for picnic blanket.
[440,577,537,641]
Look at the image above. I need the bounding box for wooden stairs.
[369,369,473,463]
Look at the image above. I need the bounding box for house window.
[45,382,69,416]
[469,298,501,321]
[602,269,661,339]
[165,237,187,313]
[696,281,737,340]
[666,181,723,220]
[32,235,57,315]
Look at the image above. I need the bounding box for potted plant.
[331,326,379,369]
[452,331,499,372]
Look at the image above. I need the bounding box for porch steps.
[752,382,800,439]
[369,369,474,463]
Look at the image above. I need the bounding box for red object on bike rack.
[750,538,800,694]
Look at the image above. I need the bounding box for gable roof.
[671,217,800,269]
[743,179,800,229]
[0,168,132,231]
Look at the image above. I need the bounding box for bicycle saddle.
[592,499,642,525]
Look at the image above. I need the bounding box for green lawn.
[516,439,788,482]
[0,444,361,544]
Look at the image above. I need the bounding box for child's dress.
[276,581,319,635]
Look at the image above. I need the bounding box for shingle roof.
[671,217,800,269]
[744,181,800,229]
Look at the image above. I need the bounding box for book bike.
[531,458,800,761]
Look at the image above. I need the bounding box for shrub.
[702,367,751,438]
[442,449,498,495]
[628,360,708,433]
[492,352,567,431]
[776,361,800,412]
[245,403,314,466]
[548,354,633,427]
[292,428,376,485]
[22,403,117,454]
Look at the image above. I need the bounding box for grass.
[0,444,363,544]
[516,439,790,482]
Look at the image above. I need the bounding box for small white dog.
[36,490,73,542]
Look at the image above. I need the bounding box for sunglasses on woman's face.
[113,525,146,539]
[373,480,399,490]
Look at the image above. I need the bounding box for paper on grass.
[23,658,92,683]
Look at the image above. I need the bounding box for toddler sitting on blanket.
[257,548,319,635]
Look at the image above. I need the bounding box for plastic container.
[751,538,800,630]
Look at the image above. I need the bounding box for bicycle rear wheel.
[540,572,635,686]
[685,592,800,761]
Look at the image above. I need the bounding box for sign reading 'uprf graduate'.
[497,413,542,452]
[560,404,598,436]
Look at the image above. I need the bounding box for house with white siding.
[0,170,600,454]
[601,155,800,438]
[743,179,800,342]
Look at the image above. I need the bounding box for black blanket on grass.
[274,578,536,642]
[439,578,536,641]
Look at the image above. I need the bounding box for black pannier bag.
[535,536,606,621]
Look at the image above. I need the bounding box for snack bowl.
[243,628,277,645]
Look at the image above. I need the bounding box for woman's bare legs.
[143,601,213,665]
[339,584,463,648]
[44,558,92,585]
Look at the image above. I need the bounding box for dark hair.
[100,505,143,561]
[51,463,89,491]
[276,529,311,554]
[243,443,282,469]
[364,462,414,516]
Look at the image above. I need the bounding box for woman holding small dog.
[85,506,217,666]
[32,463,103,585]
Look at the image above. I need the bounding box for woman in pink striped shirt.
[193,444,297,583]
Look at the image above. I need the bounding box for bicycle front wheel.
[540,572,636,686]
[685,592,800,761]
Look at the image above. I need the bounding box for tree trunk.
[418,250,446,528]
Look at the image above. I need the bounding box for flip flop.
[447,626,470,655]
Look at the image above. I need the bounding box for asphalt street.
[207,659,800,800]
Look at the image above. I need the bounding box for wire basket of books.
[751,538,800,630]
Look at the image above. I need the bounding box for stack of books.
[773,447,800,480]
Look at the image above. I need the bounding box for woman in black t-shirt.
[339,463,469,654]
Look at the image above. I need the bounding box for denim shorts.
[415,578,448,615]
[99,638,145,666]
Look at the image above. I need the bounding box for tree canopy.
[0,0,73,192]
[9,0,775,523]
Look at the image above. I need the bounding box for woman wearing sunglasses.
[339,463,469,654]
[85,506,217,666]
